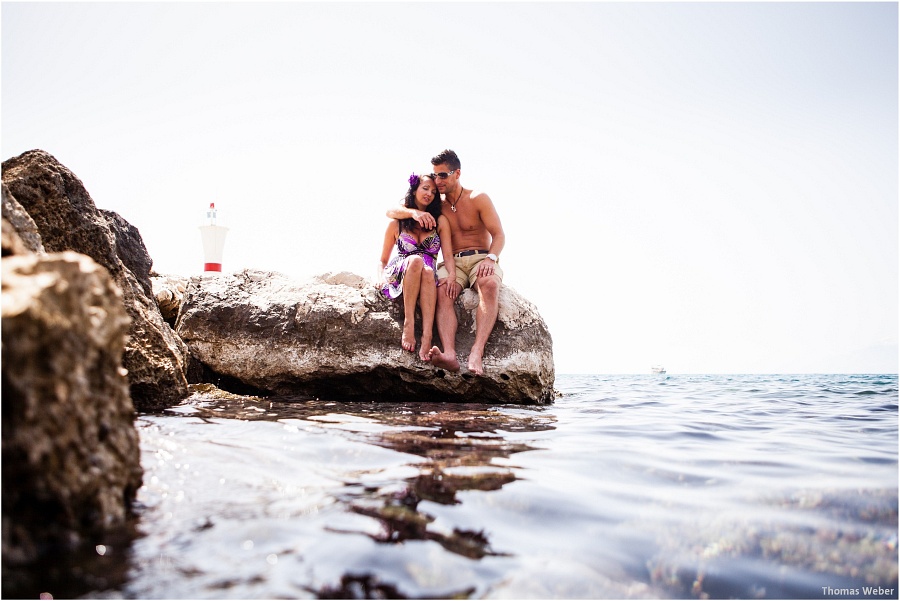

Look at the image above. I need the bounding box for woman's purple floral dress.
[381,228,441,299]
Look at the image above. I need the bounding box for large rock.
[2,217,32,257]
[151,273,189,325]
[1,150,188,410]
[2,183,44,254]
[176,269,556,404]
[2,248,142,565]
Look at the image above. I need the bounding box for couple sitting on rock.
[377,149,505,376]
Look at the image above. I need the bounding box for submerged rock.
[1,150,188,410]
[176,269,555,404]
[1,249,142,565]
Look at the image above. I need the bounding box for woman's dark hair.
[399,174,441,234]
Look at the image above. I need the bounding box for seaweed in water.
[308,572,475,599]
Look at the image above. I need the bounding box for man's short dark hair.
[431,149,461,171]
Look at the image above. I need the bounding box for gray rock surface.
[1,149,188,411]
[1,183,44,254]
[2,249,142,564]
[2,218,31,257]
[151,273,188,324]
[176,269,556,404]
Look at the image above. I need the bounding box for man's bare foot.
[401,324,416,352]
[467,351,484,375]
[428,346,460,372]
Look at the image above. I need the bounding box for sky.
[2,1,897,375]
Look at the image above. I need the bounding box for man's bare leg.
[401,257,423,353]
[418,267,436,361]
[428,282,460,371]
[468,275,501,375]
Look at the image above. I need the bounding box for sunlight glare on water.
[16,374,898,599]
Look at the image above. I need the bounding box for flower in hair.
[408,173,420,188]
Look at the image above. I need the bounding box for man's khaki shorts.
[437,253,504,289]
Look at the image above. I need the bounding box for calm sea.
[11,374,899,599]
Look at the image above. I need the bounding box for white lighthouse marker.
[199,202,229,272]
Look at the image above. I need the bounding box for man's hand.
[476,258,497,279]
[413,210,436,230]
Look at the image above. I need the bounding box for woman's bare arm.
[377,220,399,285]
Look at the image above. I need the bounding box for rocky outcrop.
[2,243,142,565]
[2,217,32,257]
[2,183,44,254]
[152,273,189,325]
[1,150,188,411]
[176,270,555,404]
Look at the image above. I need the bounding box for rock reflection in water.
[181,384,554,564]
[310,573,411,599]
[335,415,528,561]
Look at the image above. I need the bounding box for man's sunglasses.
[431,170,457,179]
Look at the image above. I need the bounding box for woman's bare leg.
[418,267,436,361]
[401,256,423,352]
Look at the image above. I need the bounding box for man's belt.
[454,249,490,258]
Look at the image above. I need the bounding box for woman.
[378,173,454,360]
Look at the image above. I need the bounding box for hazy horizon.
[3,2,897,375]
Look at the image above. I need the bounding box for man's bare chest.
[445,210,482,233]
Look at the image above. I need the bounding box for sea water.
[10,374,898,599]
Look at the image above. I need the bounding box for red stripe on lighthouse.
[204,263,222,272]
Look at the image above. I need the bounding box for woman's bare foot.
[401,323,416,352]
[467,350,484,375]
[428,346,460,372]
[419,337,433,361]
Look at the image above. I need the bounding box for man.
[386,149,505,375]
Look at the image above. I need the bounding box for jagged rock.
[102,209,154,297]
[151,274,188,325]
[2,250,142,565]
[1,183,44,254]
[176,269,555,404]
[1,150,188,411]
[2,218,31,257]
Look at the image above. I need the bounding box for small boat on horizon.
[651,365,666,375]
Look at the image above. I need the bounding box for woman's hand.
[374,262,387,289]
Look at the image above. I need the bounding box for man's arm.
[386,206,436,230]
[475,192,505,257]
[473,192,505,279]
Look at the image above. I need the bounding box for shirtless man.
[386,149,505,375]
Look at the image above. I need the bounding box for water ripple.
[7,374,896,599]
